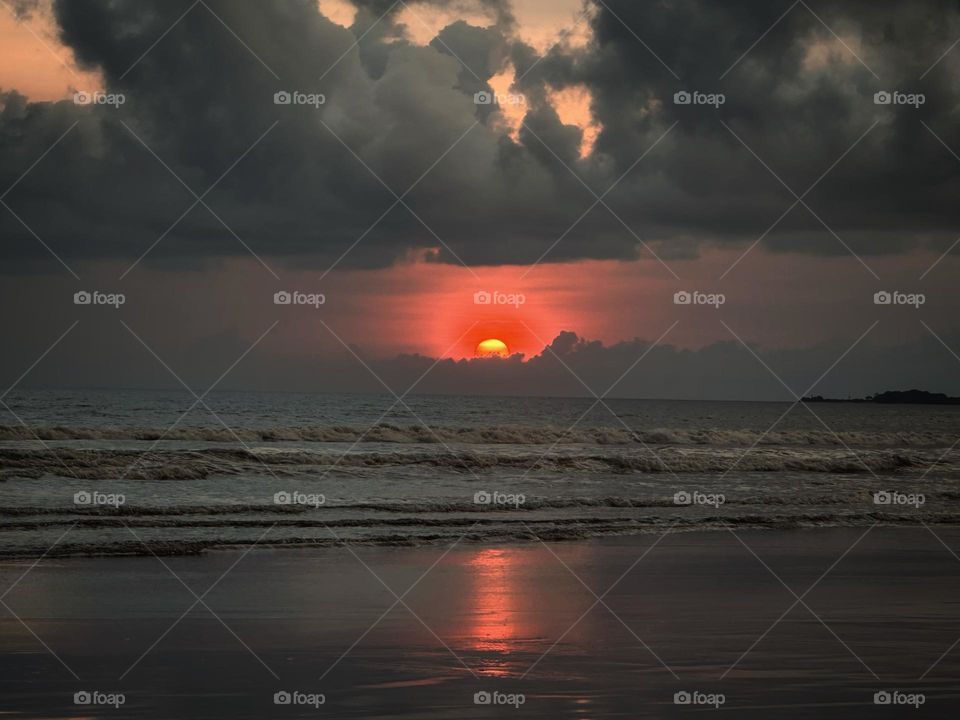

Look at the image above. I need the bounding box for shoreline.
[3,517,960,561]
[2,527,959,718]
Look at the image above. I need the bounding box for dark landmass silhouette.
[802,389,960,404]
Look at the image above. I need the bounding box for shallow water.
[1,529,958,718]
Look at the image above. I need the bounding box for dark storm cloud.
[559,0,960,259]
[1,0,959,274]
[365,330,960,401]
[7,318,960,401]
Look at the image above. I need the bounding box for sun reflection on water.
[466,547,525,676]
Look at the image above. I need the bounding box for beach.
[2,391,959,717]
[3,527,959,718]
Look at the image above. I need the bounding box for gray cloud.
[1,0,959,275]
[7,318,960,401]
[6,0,40,19]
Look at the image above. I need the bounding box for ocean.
[2,389,958,558]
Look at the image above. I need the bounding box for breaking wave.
[1,423,957,447]
[0,446,942,480]
[4,512,960,559]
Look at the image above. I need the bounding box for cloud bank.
[2,0,960,275]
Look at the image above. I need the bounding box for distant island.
[802,389,960,405]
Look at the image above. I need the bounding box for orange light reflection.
[466,547,525,676]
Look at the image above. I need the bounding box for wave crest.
[0,423,956,447]
[0,446,939,481]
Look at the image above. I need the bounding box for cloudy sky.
[1,0,959,399]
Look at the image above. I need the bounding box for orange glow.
[510,0,595,53]
[548,84,601,157]
[461,545,596,677]
[0,0,101,101]
[341,261,584,359]
[276,256,675,359]
[476,338,509,357]
[488,66,527,143]
[396,1,495,44]
[394,0,594,50]
[316,0,357,28]
[467,548,521,676]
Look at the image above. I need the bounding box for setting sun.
[476,338,509,358]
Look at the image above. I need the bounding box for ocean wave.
[0,446,941,480]
[3,512,960,558]
[0,491,888,518]
[0,423,956,447]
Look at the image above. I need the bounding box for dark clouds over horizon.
[7,319,960,401]
[2,0,960,274]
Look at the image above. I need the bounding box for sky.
[1,0,959,399]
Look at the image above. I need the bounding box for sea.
[1,389,958,558]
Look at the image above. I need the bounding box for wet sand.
[2,527,960,718]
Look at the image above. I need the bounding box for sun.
[476,338,509,358]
